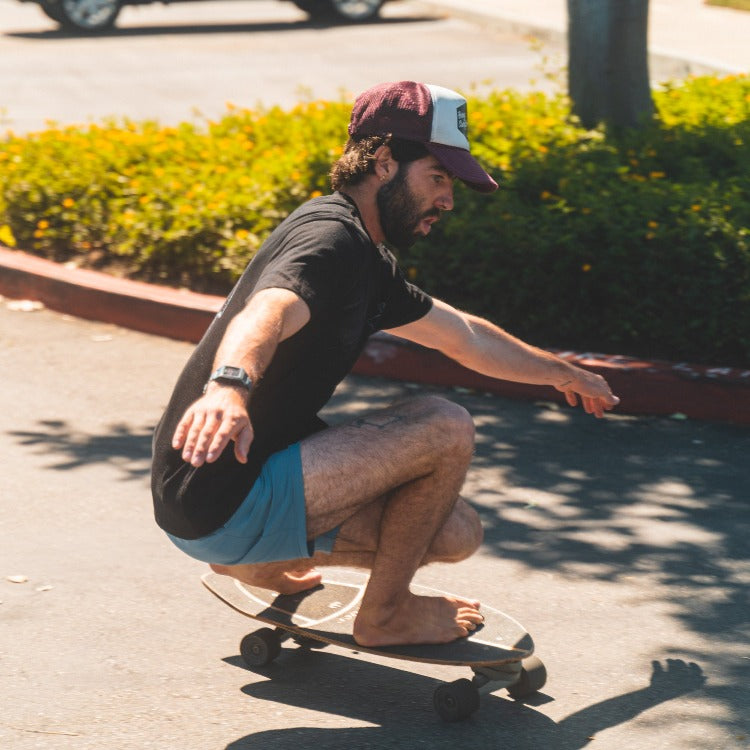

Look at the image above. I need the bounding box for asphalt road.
[1,301,748,749]
[0,0,561,133]
[2,2,749,746]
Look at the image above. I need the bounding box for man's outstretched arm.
[172,287,311,467]
[387,298,620,418]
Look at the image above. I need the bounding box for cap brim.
[425,143,498,193]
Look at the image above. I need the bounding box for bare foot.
[210,562,322,594]
[352,592,483,647]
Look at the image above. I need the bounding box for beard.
[376,166,439,251]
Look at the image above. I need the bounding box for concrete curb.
[1,245,748,425]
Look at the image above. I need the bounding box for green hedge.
[1,77,749,366]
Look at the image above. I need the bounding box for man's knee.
[428,499,484,563]
[412,395,475,460]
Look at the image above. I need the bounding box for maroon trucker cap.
[348,81,498,193]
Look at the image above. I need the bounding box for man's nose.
[437,184,454,212]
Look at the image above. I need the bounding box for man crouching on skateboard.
[151,81,619,648]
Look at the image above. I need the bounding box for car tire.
[292,0,384,23]
[38,0,64,23]
[45,0,122,32]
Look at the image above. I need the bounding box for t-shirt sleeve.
[249,220,354,317]
[377,260,433,331]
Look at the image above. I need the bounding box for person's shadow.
[555,659,706,744]
[223,653,705,749]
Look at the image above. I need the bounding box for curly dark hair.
[329,135,429,191]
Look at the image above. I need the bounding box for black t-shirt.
[151,193,432,539]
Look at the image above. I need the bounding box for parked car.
[20,0,389,33]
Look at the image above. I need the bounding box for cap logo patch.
[456,103,468,137]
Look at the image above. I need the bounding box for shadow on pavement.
[5,14,438,40]
[223,649,704,749]
[461,394,749,649]
[7,418,153,480]
[321,376,750,738]
[6,374,747,742]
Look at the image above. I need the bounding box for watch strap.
[204,366,253,394]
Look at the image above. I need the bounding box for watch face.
[210,366,252,391]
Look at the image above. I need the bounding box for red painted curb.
[357,335,750,424]
[0,247,221,342]
[1,246,748,425]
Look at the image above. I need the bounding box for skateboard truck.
[432,657,547,721]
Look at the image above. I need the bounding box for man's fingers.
[183,412,252,466]
[586,396,601,417]
[560,374,620,417]
[172,411,194,450]
[234,425,254,464]
[206,414,247,463]
[172,391,252,467]
[181,410,207,463]
[185,413,219,466]
[190,412,226,465]
[178,408,224,466]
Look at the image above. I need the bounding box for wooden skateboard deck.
[202,567,532,666]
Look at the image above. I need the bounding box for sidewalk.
[426,0,750,76]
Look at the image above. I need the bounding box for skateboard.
[202,568,547,721]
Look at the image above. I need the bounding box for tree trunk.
[567,0,654,130]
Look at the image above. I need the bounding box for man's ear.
[373,145,397,182]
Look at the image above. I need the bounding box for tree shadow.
[321,375,750,735]
[5,13,437,40]
[221,647,705,749]
[6,374,745,740]
[464,396,750,639]
[7,418,154,480]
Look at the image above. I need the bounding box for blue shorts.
[166,442,339,565]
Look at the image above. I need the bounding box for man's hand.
[554,368,620,418]
[172,385,254,467]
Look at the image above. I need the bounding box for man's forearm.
[175,288,310,466]
[211,288,310,386]
[446,315,575,388]
[212,303,283,385]
[453,315,619,416]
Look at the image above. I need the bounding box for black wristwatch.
[204,366,253,394]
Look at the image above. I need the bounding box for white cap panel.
[426,83,470,150]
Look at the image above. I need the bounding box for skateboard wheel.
[240,628,281,667]
[433,678,480,722]
[507,655,547,699]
